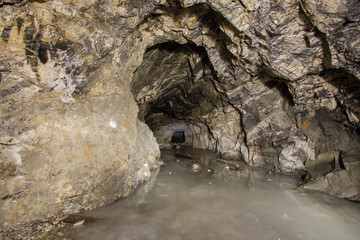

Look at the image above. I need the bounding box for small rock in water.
[169,172,172,175]
[176,159,180,162]
[208,181,212,185]
[224,165,230,170]
[207,169,211,173]
[192,164,201,172]
[73,220,85,227]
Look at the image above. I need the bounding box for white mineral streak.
[109,120,117,128]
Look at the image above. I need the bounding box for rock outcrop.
[1,0,360,225]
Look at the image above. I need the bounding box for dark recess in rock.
[321,69,360,126]
[37,42,49,64]
[1,26,12,43]
[16,17,23,34]
[166,0,182,8]
[264,80,295,106]
[171,131,185,143]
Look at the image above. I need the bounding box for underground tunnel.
[1,0,360,239]
[131,41,231,154]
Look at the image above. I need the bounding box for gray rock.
[303,162,360,201]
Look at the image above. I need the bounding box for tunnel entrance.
[171,131,185,143]
[131,41,225,150]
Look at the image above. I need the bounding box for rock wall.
[0,0,161,225]
[1,0,360,224]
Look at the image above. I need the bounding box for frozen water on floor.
[68,148,360,240]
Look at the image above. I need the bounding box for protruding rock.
[192,164,201,173]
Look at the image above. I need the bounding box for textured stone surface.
[0,0,161,225]
[0,92,161,224]
[303,162,360,201]
[1,0,360,225]
[301,0,360,79]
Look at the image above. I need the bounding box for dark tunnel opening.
[131,41,225,150]
[171,131,185,143]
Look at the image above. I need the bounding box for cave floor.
[65,147,360,240]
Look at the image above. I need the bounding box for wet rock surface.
[0,0,360,226]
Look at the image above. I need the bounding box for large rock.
[279,140,315,173]
[303,161,360,201]
[0,93,160,225]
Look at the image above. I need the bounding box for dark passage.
[131,42,224,149]
[171,131,185,143]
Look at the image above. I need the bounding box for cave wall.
[0,0,162,225]
[1,0,360,224]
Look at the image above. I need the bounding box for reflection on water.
[67,147,360,240]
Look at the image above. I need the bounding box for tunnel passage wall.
[131,42,242,159]
[129,0,360,200]
[1,0,360,225]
